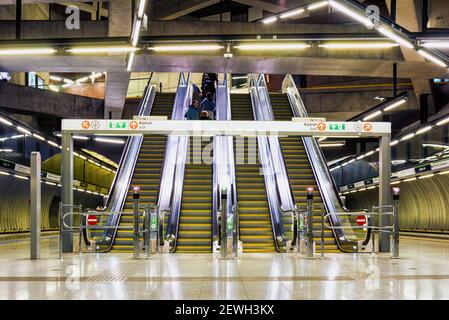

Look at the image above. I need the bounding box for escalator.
[176,138,213,253]
[111,93,175,252]
[231,94,276,253]
[270,94,340,253]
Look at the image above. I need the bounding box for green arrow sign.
[329,123,346,131]
[108,120,128,129]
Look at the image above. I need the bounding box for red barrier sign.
[87,215,98,226]
[356,215,366,226]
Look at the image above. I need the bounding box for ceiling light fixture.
[329,0,373,28]
[377,27,414,49]
[149,45,224,52]
[0,48,56,56]
[234,43,310,50]
[417,49,447,68]
[280,8,305,19]
[383,98,408,112]
[363,110,382,121]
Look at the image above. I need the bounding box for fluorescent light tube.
[0,117,13,126]
[68,47,138,54]
[390,140,399,146]
[363,110,382,121]
[417,49,447,67]
[400,133,415,141]
[132,19,143,47]
[262,16,277,24]
[280,8,305,19]
[94,137,125,144]
[235,43,310,50]
[137,0,147,18]
[437,116,449,126]
[329,0,373,28]
[416,126,432,135]
[422,42,449,49]
[0,48,56,55]
[16,126,31,135]
[49,75,62,81]
[149,45,224,52]
[73,135,89,140]
[378,27,414,49]
[48,140,59,147]
[127,52,135,72]
[383,98,407,112]
[319,42,398,49]
[308,1,328,11]
[32,133,45,141]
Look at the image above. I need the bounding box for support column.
[420,94,429,124]
[61,133,74,253]
[16,0,21,39]
[30,152,41,260]
[379,135,392,252]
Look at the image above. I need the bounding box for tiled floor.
[1,236,449,299]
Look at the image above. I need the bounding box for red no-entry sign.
[356,215,367,226]
[87,215,98,226]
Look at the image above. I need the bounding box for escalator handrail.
[158,72,193,252]
[92,77,157,250]
[212,75,239,245]
[248,74,296,251]
[282,74,370,251]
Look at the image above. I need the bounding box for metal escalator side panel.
[282,75,363,252]
[157,73,193,252]
[101,83,158,249]
[213,77,238,249]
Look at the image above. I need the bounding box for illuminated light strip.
[329,0,374,28]
[73,135,89,140]
[32,133,45,141]
[439,170,449,175]
[391,181,401,185]
[419,174,434,179]
[417,49,448,68]
[94,137,126,144]
[422,42,449,49]
[356,155,365,160]
[280,8,305,19]
[16,126,31,135]
[49,75,62,82]
[307,1,328,11]
[234,43,310,50]
[416,126,432,135]
[390,140,399,146]
[0,149,13,152]
[319,143,345,147]
[362,110,382,121]
[377,27,414,49]
[319,42,399,49]
[48,141,59,147]
[45,181,56,186]
[365,150,375,157]
[0,171,9,175]
[14,174,28,180]
[149,45,224,52]
[367,186,376,190]
[67,47,138,54]
[404,177,417,182]
[0,117,13,126]
[127,52,135,72]
[400,133,415,141]
[137,0,147,19]
[437,116,449,126]
[131,19,143,47]
[11,135,24,139]
[0,48,56,56]
[262,16,277,24]
[383,98,407,112]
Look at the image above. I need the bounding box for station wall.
[0,175,103,233]
[346,173,449,232]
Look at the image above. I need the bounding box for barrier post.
[30,152,41,260]
[132,186,140,259]
[232,204,239,259]
[220,187,228,259]
[392,187,400,259]
[306,187,314,259]
[321,206,324,258]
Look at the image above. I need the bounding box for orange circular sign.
[130,121,139,130]
[317,122,327,132]
[363,123,373,132]
[82,120,90,129]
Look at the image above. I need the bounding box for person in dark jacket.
[200,92,216,120]
[185,100,199,120]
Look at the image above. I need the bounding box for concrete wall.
[346,173,449,232]
[0,82,104,119]
[0,20,108,40]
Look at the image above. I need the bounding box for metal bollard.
[133,186,141,259]
[220,188,228,259]
[306,187,314,259]
[232,204,239,259]
[321,206,324,258]
[392,187,400,259]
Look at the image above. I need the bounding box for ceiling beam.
[154,0,221,20]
